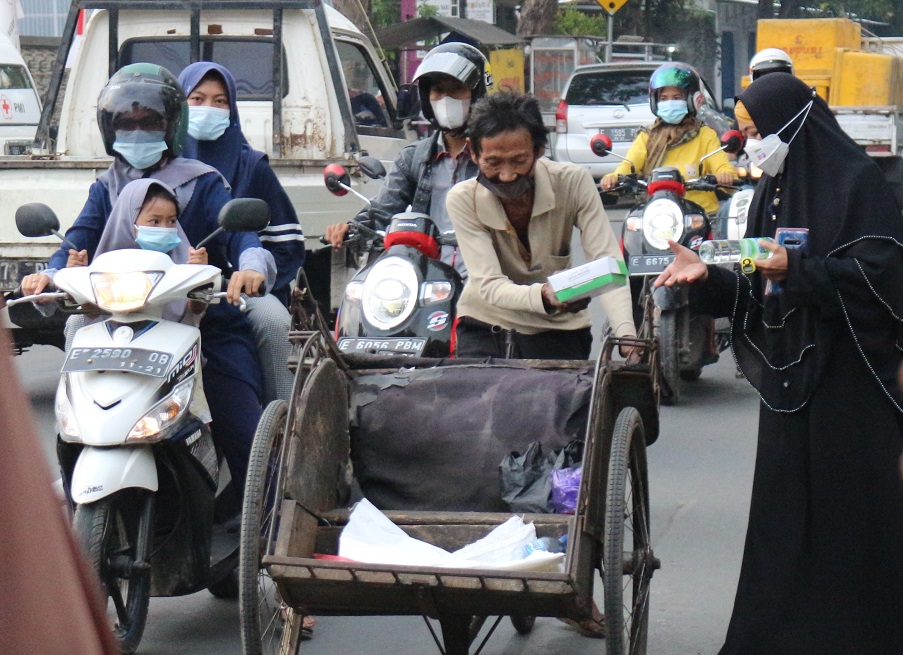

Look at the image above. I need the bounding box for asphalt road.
[14,208,762,654]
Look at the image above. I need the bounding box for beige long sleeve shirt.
[447,158,635,337]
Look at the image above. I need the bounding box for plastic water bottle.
[698,238,774,265]
[523,535,568,557]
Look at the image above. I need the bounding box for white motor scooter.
[8,199,269,654]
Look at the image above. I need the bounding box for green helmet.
[97,63,188,160]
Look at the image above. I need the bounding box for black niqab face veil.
[729,73,903,412]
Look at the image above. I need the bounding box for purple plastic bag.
[549,466,582,514]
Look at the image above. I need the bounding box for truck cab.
[0,33,41,156]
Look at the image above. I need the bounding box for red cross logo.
[0,95,11,120]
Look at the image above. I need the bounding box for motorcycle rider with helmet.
[600,62,735,216]
[324,42,491,277]
[21,63,275,491]
[749,48,794,81]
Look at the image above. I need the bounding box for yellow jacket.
[614,125,735,214]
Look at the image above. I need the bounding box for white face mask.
[743,100,813,177]
[431,96,471,131]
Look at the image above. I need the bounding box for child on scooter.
[66,178,212,423]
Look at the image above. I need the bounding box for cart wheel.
[658,310,680,405]
[510,615,535,634]
[239,400,306,655]
[603,407,654,655]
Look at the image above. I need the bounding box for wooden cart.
[237,303,660,655]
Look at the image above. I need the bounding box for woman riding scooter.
[21,63,275,490]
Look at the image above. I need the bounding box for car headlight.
[56,378,81,439]
[642,198,684,250]
[91,271,163,312]
[127,379,194,442]
[361,256,419,330]
[420,281,453,304]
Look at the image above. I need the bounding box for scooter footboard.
[70,445,158,504]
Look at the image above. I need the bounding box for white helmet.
[749,48,794,80]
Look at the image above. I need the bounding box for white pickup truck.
[833,106,903,208]
[0,0,419,309]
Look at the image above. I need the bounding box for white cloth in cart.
[338,499,564,572]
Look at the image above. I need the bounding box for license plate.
[598,126,641,142]
[63,347,175,377]
[337,337,426,356]
[0,260,49,291]
[629,253,675,276]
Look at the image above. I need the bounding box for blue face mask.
[656,99,689,125]
[113,130,168,170]
[135,226,182,253]
[187,106,231,141]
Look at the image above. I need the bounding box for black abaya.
[691,73,903,654]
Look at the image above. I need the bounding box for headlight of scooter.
[361,256,419,329]
[127,379,194,442]
[56,378,81,439]
[91,271,164,312]
[642,198,684,250]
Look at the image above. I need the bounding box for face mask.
[743,100,813,177]
[431,96,471,131]
[113,130,168,170]
[477,172,535,200]
[135,226,182,253]
[656,99,689,125]
[188,106,231,141]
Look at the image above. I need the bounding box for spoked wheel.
[73,490,153,655]
[240,400,307,655]
[603,407,655,655]
[657,310,681,405]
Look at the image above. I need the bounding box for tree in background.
[554,8,609,38]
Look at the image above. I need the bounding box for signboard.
[489,48,524,93]
[596,0,629,15]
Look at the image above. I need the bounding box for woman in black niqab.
[668,73,903,654]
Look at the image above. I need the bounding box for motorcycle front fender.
[653,284,689,311]
[70,445,158,505]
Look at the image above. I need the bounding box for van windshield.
[566,70,650,107]
[0,64,35,90]
[120,38,288,99]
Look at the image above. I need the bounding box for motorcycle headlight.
[345,281,364,303]
[56,378,81,439]
[361,256,419,330]
[127,379,194,442]
[420,281,453,304]
[91,271,163,312]
[685,213,705,230]
[642,198,684,250]
[625,216,643,232]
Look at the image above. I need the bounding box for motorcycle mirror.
[720,130,744,155]
[324,163,352,196]
[589,133,613,157]
[15,202,80,251]
[358,156,387,180]
[195,198,271,250]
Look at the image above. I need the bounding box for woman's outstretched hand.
[654,240,708,288]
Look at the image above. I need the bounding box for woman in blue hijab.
[179,62,305,403]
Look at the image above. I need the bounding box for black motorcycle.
[593,132,743,404]
[322,163,463,357]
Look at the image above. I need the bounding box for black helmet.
[97,63,188,160]
[749,48,794,81]
[648,62,702,117]
[413,42,492,126]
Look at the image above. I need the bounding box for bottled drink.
[698,238,774,265]
[523,535,567,557]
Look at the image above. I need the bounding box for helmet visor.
[414,52,480,89]
[650,65,695,91]
[100,81,173,131]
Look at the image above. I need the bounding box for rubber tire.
[658,310,681,405]
[679,368,702,382]
[73,493,151,655]
[510,615,536,634]
[239,400,305,655]
[603,407,653,655]
[208,569,240,599]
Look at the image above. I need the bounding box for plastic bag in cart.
[338,499,565,572]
